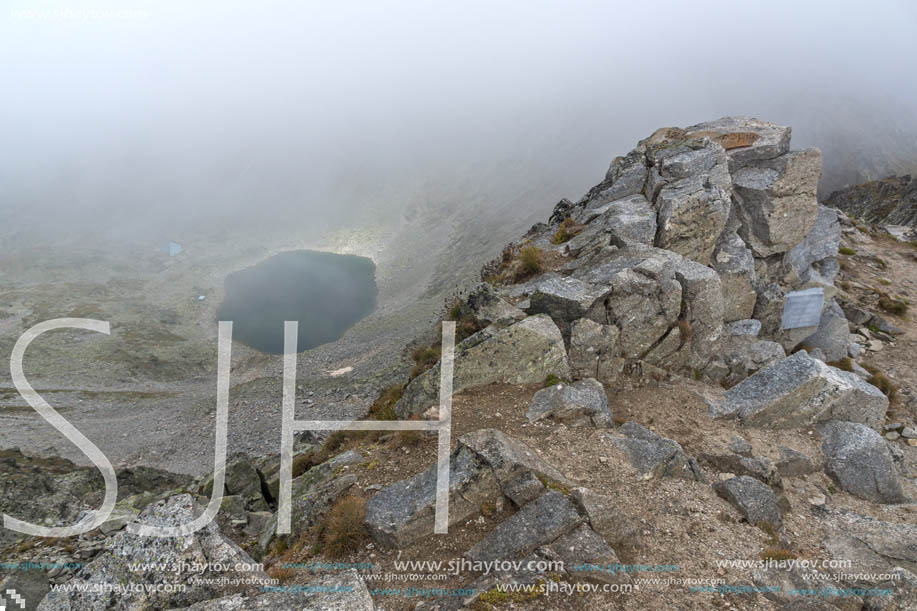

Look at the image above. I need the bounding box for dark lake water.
[217,250,377,354]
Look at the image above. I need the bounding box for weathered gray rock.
[727,319,762,337]
[861,567,917,611]
[548,524,631,586]
[365,445,499,549]
[784,205,841,285]
[802,300,850,362]
[465,491,582,563]
[180,570,374,610]
[650,142,733,264]
[584,195,657,246]
[712,233,758,321]
[685,116,792,170]
[584,150,648,207]
[714,475,783,527]
[464,283,526,326]
[732,148,822,257]
[459,429,567,486]
[819,421,907,504]
[674,259,726,365]
[256,450,362,559]
[700,452,781,489]
[567,318,622,383]
[729,435,753,456]
[396,314,571,418]
[38,495,270,611]
[570,488,641,551]
[527,378,612,427]
[502,470,544,507]
[605,422,702,480]
[721,335,786,387]
[526,275,607,337]
[573,247,682,359]
[365,430,565,547]
[824,509,917,583]
[715,352,888,428]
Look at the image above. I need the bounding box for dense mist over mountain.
[2,1,916,245]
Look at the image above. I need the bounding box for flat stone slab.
[605,422,702,480]
[714,475,782,527]
[715,351,888,429]
[819,421,907,504]
[465,491,582,563]
[527,378,612,427]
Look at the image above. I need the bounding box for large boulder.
[824,509,917,584]
[527,378,612,427]
[784,205,841,286]
[567,318,622,383]
[604,422,703,481]
[464,491,582,563]
[819,421,907,504]
[583,150,648,207]
[646,139,733,264]
[396,314,570,418]
[714,351,888,428]
[720,332,786,387]
[684,116,792,170]
[256,450,362,559]
[732,148,822,257]
[712,232,758,322]
[37,495,271,611]
[572,247,682,359]
[713,475,783,528]
[365,430,566,548]
[569,194,656,248]
[526,275,608,338]
[801,299,849,362]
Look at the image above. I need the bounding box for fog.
[2,0,916,240]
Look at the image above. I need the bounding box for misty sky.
[2,0,916,236]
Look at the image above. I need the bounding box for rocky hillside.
[3,117,916,611]
[825,175,917,228]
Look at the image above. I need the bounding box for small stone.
[884,423,905,432]
[719,472,736,481]
[808,494,826,506]
[902,427,917,439]
[728,435,753,456]
[885,432,900,441]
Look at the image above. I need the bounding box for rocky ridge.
[3,117,916,610]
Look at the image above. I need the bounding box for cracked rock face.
[364,430,567,548]
[526,378,613,427]
[818,421,907,504]
[715,351,888,429]
[396,314,570,418]
[604,422,703,481]
[37,495,270,611]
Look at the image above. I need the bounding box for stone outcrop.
[364,430,566,548]
[825,174,917,226]
[37,495,271,611]
[713,352,888,428]
[396,314,570,418]
[526,378,612,427]
[818,421,907,504]
[713,475,783,527]
[604,422,702,481]
[480,116,843,390]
